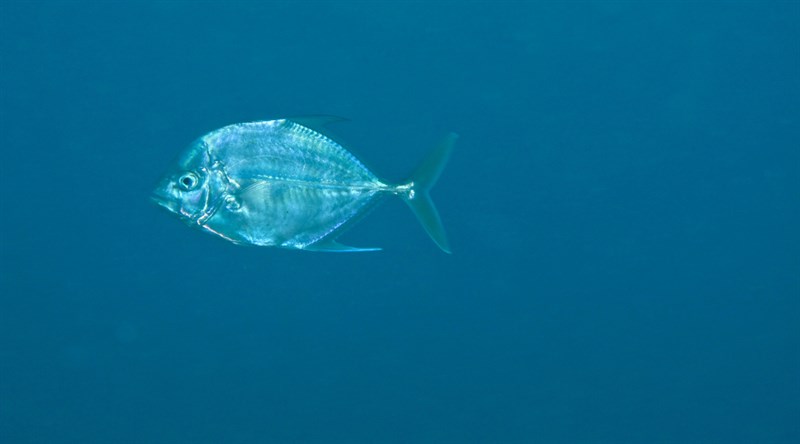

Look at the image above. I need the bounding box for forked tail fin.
[400,133,457,254]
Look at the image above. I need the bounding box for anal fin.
[304,240,381,253]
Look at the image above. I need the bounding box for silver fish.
[152,117,455,253]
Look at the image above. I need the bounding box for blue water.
[1,2,798,443]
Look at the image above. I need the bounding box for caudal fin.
[400,133,457,254]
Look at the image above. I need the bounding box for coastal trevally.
[152,117,456,253]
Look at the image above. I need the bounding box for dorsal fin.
[289,115,348,132]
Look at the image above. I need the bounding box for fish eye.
[178,172,199,191]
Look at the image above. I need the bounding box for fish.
[151,116,456,253]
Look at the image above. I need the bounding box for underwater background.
[1,1,798,443]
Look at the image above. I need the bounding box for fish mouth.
[150,190,200,226]
[150,192,167,207]
[150,191,179,214]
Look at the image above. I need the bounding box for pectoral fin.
[304,239,381,253]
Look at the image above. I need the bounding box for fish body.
[152,117,455,253]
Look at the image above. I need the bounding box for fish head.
[152,139,225,225]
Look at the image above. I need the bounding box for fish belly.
[203,180,383,249]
